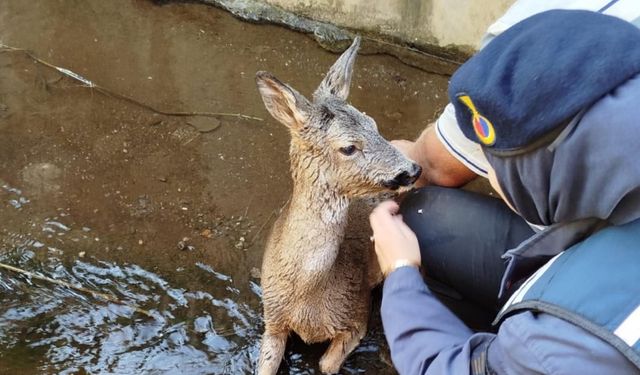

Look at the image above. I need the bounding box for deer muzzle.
[382,164,422,190]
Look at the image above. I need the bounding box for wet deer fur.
[255,37,421,375]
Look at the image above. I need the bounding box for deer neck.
[289,175,349,226]
[285,147,350,276]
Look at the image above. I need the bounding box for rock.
[187,117,221,133]
[148,118,163,127]
[250,267,261,279]
[178,237,193,251]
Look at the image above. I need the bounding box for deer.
[255,36,422,375]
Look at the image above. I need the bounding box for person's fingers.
[393,214,406,226]
[371,217,401,243]
[395,216,417,239]
[373,200,399,215]
[390,215,407,232]
[369,201,400,234]
[390,214,411,232]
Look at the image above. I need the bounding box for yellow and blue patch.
[458,95,496,146]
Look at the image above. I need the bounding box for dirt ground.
[0,1,483,373]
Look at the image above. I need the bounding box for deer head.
[256,37,421,197]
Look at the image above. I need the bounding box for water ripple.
[0,237,262,374]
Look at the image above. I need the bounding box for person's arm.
[370,201,493,374]
[382,266,496,375]
[370,201,636,375]
[393,125,477,188]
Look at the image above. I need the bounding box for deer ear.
[256,71,311,130]
[313,36,361,101]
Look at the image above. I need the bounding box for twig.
[250,211,275,246]
[0,44,263,122]
[0,261,155,318]
[242,203,250,219]
[361,35,463,66]
[249,197,290,245]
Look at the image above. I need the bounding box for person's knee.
[399,186,474,234]
[399,186,516,252]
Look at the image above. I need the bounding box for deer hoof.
[319,356,341,374]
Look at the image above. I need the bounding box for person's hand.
[369,200,421,277]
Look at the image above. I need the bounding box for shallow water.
[1,229,260,374]
[0,1,454,373]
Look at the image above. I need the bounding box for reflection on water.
[3,185,30,210]
[0,180,263,373]
[0,229,262,374]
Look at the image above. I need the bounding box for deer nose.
[394,164,422,186]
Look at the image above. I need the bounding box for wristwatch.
[387,259,420,276]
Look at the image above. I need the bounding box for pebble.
[250,267,261,279]
[178,237,194,251]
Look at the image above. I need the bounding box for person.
[394,0,640,188]
[369,7,640,375]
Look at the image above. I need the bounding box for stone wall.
[262,0,515,53]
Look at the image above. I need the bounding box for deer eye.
[339,145,357,156]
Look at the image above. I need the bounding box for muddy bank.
[0,0,470,373]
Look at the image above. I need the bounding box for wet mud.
[0,1,458,373]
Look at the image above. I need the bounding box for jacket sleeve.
[381,266,639,375]
[381,266,496,375]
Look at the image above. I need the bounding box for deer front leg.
[258,328,288,375]
[318,324,367,374]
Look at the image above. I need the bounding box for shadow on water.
[0,0,454,373]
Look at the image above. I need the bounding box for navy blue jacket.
[382,266,639,374]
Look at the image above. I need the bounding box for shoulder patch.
[458,95,496,146]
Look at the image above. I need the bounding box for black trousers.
[399,186,535,330]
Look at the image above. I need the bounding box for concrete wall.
[263,0,515,52]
